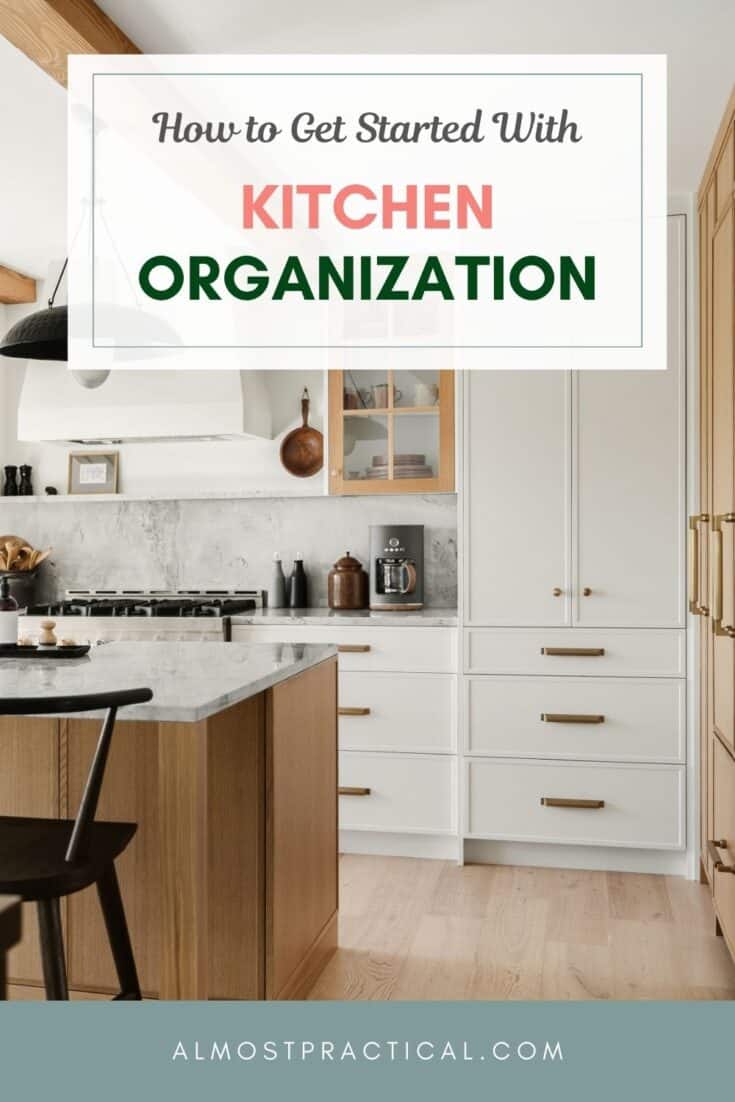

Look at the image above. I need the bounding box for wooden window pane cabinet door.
[328,370,455,494]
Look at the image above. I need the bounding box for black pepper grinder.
[18,465,33,496]
[3,466,18,496]
[288,553,308,608]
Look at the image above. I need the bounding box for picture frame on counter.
[67,451,119,495]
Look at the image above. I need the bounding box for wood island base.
[1,656,338,1000]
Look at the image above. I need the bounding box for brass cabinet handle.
[688,513,710,615]
[541,797,605,809]
[552,587,562,597]
[541,713,605,724]
[711,516,735,636]
[582,587,592,596]
[541,647,605,657]
[339,786,371,796]
[707,838,735,873]
[338,707,371,716]
[338,644,371,653]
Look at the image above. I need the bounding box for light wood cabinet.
[713,738,735,961]
[328,369,455,494]
[696,85,735,962]
[698,182,715,883]
[0,659,338,999]
[0,718,59,987]
[64,719,161,996]
[710,202,735,755]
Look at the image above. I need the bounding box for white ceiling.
[1,0,734,279]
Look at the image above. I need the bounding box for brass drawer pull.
[338,707,371,716]
[541,647,605,657]
[541,713,605,724]
[707,838,735,874]
[338,644,371,653]
[711,516,735,636]
[688,513,710,615]
[541,797,605,809]
[339,786,371,796]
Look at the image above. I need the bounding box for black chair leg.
[96,864,141,1000]
[37,898,69,1001]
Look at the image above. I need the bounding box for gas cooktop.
[26,588,264,619]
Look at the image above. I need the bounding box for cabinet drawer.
[339,752,455,834]
[465,628,685,678]
[466,759,685,849]
[712,738,735,958]
[232,625,456,672]
[339,672,455,753]
[465,677,685,762]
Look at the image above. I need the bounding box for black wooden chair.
[0,895,21,1000]
[0,688,152,1000]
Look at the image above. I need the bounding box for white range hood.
[17,365,275,442]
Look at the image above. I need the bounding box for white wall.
[3,360,328,498]
[101,0,735,194]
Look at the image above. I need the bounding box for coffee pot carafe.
[377,559,417,596]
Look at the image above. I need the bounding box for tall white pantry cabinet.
[461,214,688,870]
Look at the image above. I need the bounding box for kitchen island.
[0,642,338,1001]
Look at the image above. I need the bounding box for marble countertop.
[232,608,458,627]
[0,641,337,723]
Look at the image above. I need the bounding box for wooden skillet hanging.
[280,388,324,477]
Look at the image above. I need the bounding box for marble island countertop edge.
[0,642,338,724]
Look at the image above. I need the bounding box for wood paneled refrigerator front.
[696,87,735,965]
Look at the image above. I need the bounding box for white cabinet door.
[466,759,685,849]
[464,371,571,626]
[573,215,686,628]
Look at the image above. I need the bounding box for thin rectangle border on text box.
[90,71,645,350]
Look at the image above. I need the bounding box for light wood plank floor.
[307,856,735,1001]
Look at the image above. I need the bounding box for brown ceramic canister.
[327,552,369,610]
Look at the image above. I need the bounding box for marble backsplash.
[0,494,457,607]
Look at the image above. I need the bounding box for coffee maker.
[369,525,424,611]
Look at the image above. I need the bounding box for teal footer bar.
[0,1001,730,1101]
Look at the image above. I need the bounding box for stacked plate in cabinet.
[365,453,434,479]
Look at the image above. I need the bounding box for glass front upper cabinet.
[328,369,455,494]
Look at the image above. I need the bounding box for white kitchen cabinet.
[573,218,686,628]
[231,621,459,855]
[464,371,571,627]
[340,752,456,834]
[460,212,689,866]
[339,671,455,754]
[463,217,685,630]
[466,759,685,849]
[465,676,685,763]
[465,627,686,678]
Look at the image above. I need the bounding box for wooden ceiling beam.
[0,0,139,87]
[0,264,37,304]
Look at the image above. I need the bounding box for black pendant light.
[0,259,68,361]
